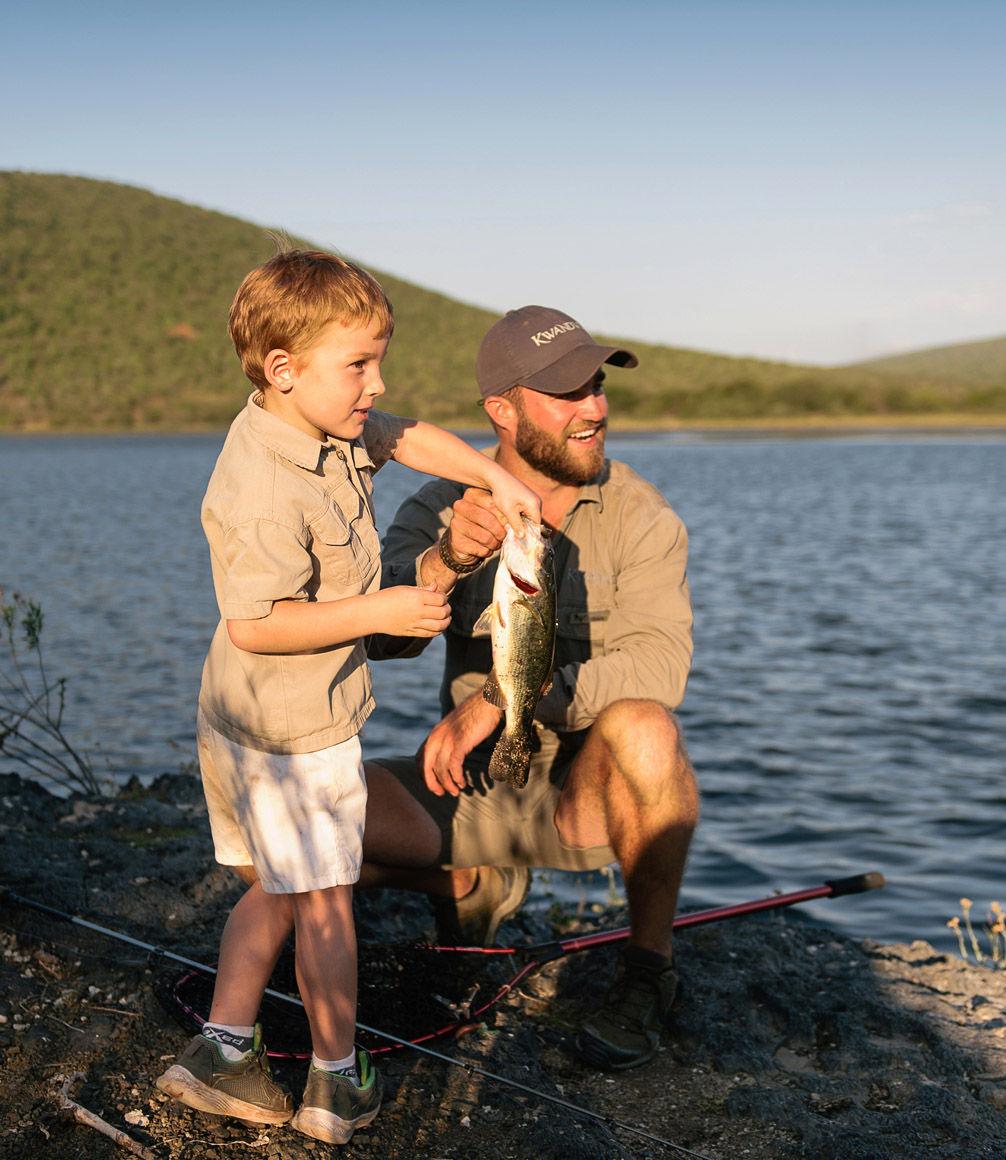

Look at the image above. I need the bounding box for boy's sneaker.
[575,948,679,1070]
[431,865,530,946]
[155,1024,293,1124]
[290,1050,382,1145]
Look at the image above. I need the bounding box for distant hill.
[847,336,1006,391]
[1,171,1003,432]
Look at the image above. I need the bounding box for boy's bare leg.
[291,885,357,1061]
[209,882,294,1026]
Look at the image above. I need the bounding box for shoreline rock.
[2,771,1004,1159]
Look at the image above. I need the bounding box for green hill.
[1,171,1004,432]
[847,335,1006,393]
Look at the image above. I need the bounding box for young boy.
[156,249,540,1145]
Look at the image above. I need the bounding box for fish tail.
[489,729,532,789]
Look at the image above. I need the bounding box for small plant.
[947,898,1006,971]
[0,591,100,795]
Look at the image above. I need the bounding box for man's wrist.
[438,526,482,574]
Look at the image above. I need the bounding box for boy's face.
[268,318,390,441]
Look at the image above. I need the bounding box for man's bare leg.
[359,762,477,898]
[553,699,699,960]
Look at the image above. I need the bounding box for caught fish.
[474,517,557,788]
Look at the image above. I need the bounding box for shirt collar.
[244,391,365,473]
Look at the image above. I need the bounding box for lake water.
[1,430,1003,956]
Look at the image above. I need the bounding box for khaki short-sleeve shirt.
[198,392,404,753]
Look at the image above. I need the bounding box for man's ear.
[484,394,517,433]
[263,348,296,392]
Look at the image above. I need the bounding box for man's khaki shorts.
[370,741,615,871]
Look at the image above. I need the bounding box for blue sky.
[5,0,1004,364]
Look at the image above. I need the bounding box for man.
[362,305,699,1070]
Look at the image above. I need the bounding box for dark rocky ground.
[2,770,1005,1160]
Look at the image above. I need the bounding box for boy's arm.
[392,422,540,533]
[228,586,449,654]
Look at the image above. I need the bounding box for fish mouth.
[509,570,539,596]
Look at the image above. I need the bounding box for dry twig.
[56,1071,158,1159]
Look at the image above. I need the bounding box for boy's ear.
[263,348,296,392]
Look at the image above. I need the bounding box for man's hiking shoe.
[575,948,678,1070]
[431,865,530,946]
[155,1024,293,1124]
[290,1050,382,1145]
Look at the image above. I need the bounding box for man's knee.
[591,699,688,765]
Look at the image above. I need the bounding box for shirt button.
[336,448,346,461]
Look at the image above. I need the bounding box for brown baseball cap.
[476,305,638,400]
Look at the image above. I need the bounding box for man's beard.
[513,406,606,486]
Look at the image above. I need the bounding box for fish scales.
[474,518,557,788]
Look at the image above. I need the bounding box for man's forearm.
[416,541,459,594]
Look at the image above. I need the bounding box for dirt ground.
[2,770,1005,1160]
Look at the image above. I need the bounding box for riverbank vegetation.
[2,170,1004,433]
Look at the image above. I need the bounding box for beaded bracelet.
[437,527,482,574]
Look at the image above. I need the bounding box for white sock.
[201,1022,256,1061]
[312,1049,358,1082]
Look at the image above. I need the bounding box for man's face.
[512,370,608,485]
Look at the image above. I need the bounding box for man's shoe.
[575,948,678,1070]
[431,865,530,946]
[156,1024,293,1124]
[290,1050,382,1145]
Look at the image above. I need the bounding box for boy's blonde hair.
[228,249,395,388]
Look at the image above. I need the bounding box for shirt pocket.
[555,570,615,648]
[311,505,376,592]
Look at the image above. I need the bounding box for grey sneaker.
[575,948,678,1070]
[290,1050,382,1145]
[431,865,531,946]
[156,1024,293,1124]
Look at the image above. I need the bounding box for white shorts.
[197,709,368,894]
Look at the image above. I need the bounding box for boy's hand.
[487,470,541,538]
[377,583,451,638]
[472,460,541,539]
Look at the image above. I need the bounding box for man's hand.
[447,488,510,564]
[416,691,503,797]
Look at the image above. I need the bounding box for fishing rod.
[409,870,887,1041]
[2,873,884,1157]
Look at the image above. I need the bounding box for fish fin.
[473,601,506,635]
[472,604,495,635]
[482,669,508,709]
[514,595,549,631]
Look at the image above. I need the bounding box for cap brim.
[519,343,638,396]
